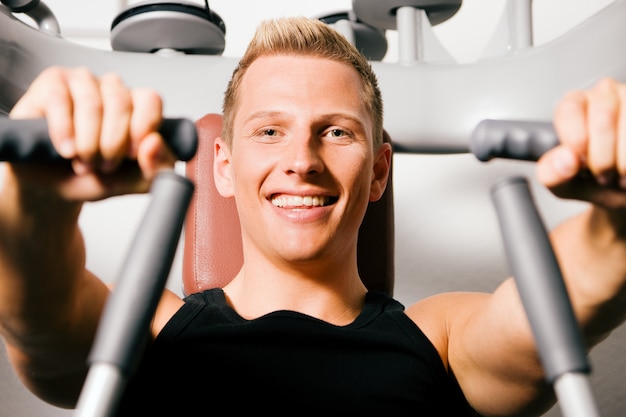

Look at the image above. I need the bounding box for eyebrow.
[243,111,283,125]
[244,111,368,131]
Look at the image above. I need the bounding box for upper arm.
[406,284,556,416]
[103,284,183,340]
[151,288,184,337]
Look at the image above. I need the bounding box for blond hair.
[221,16,384,149]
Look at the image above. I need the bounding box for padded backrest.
[182,113,394,296]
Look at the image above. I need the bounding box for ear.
[213,136,235,198]
[369,141,392,202]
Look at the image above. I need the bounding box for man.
[1,16,626,416]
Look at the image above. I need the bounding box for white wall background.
[1,1,623,416]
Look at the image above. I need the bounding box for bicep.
[407,284,555,415]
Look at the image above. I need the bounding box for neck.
[222,262,368,325]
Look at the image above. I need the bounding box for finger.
[616,84,626,187]
[536,145,581,189]
[129,88,163,158]
[66,67,103,170]
[137,132,177,180]
[586,77,619,183]
[130,88,172,179]
[99,72,133,173]
[10,67,76,158]
[553,89,588,161]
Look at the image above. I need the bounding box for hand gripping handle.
[0,116,198,162]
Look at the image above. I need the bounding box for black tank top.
[115,289,475,416]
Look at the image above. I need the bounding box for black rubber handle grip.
[0,116,198,162]
[470,119,558,162]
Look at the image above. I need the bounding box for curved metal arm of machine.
[0,0,40,13]
[0,0,60,35]
[2,1,626,152]
[0,116,198,162]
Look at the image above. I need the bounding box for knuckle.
[554,91,585,121]
[100,72,124,85]
[596,76,618,91]
[134,88,163,110]
[38,65,65,81]
[70,66,95,79]
[103,90,132,114]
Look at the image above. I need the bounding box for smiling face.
[214,54,390,272]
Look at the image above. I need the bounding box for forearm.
[0,167,108,405]
[551,206,626,346]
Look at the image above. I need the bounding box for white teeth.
[272,195,329,207]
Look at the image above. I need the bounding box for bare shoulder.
[405,291,491,369]
[150,288,185,337]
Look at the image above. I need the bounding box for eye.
[249,127,282,143]
[323,127,355,144]
[330,129,347,138]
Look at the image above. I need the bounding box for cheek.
[334,153,374,195]
[230,151,272,194]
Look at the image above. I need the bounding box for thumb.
[536,145,581,189]
[137,132,177,180]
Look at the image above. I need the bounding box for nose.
[281,131,324,177]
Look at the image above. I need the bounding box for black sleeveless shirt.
[115,289,475,416]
